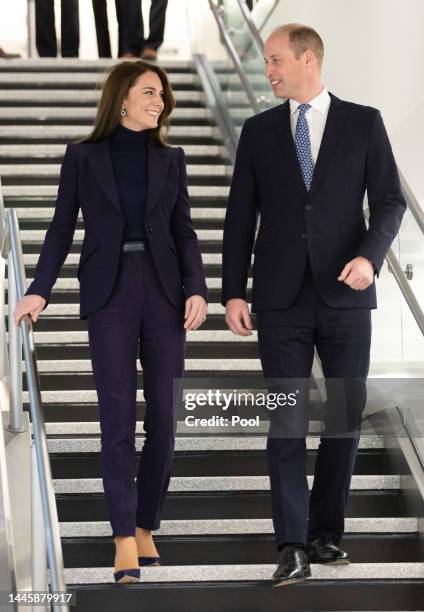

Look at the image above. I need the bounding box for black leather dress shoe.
[272,545,311,587]
[307,535,350,564]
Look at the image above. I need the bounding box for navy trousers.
[256,258,372,549]
[87,248,186,538]
[35,0,79,57]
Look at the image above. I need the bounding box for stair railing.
[0,176,69,611]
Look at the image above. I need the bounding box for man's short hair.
[272,23,324,68]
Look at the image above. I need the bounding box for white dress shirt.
[289,86,331,165]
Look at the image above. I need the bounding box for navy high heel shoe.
[113,568,141,583]
[138,556,161,566]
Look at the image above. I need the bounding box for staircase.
[2,58,423,611]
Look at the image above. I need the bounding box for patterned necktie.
[295,103,313,191]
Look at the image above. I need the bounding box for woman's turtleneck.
[109,123,150,242]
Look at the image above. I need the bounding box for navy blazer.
[221,92,406,311]
[25,139,208,319]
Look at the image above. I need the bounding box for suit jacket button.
[305,205,312,211]
[302,233,308,239]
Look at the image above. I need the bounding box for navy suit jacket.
[221,92,406,311]
[25,139,208,319]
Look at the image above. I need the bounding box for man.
[35,0,79,57]
[221,23,406,587]
[92,0,168,60]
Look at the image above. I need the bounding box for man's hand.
[225,298,253,336]
[184,295,208,330]
[338,256,375,290]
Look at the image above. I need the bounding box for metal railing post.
[6,250,23,433]
[32,442,49,612]
[27,0,37,59]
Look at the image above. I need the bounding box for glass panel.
[249,0,280,34]
[397,208,424,454]
[209,0,280,122]
[369,233,405,379]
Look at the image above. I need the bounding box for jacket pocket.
[77,233,99,280]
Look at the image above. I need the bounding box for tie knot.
[297,103,311,115]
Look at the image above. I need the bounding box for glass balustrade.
[397,207,424,458]
[195,0,280,131]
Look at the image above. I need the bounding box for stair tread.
[53,562,424,584]
[58,517,419,537]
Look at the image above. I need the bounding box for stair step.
[46,434,384,451]
[56,489,421,521]
[59,518,418,537]
[0,89,206,104]
[0,72,202,87]
[50,448,409,478]
[51,475,402,495]
[8,208,226,222]
[0,143,227,158]
[2,185,228,197]
[9,275,230,288]
[61,533,422,566]
[56,562,424,584]
[0,107,247,122]
[48,579,424,612]
[0,59,197,72]
[0,106,213,119]
[0,124,223,139]
[0,72,267,89]
[0,163,231,178]
[26,342,262,362]
[49,578,424,612]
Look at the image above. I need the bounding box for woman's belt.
[122,240,148,252]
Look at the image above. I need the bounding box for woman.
[14,60,208,583]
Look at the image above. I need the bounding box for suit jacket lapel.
[87,140,121,214]
[87,139,171,219]
[308,93,348,198]
[145,144,170,219]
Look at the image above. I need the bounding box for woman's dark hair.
[76,60,176,147]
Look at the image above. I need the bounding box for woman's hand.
[184,295,208,330]
[13,294,46,327]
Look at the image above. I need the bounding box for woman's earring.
[121,106,126,116]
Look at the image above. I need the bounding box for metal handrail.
[398,168,424,235]
[250,0,280,36]
[194,53,238,163]
[236,0,264,56]
[208,0,261,114]
[0,178,69,610]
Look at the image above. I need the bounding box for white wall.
[261,0,424,208]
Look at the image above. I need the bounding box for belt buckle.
[123,241,145,252]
